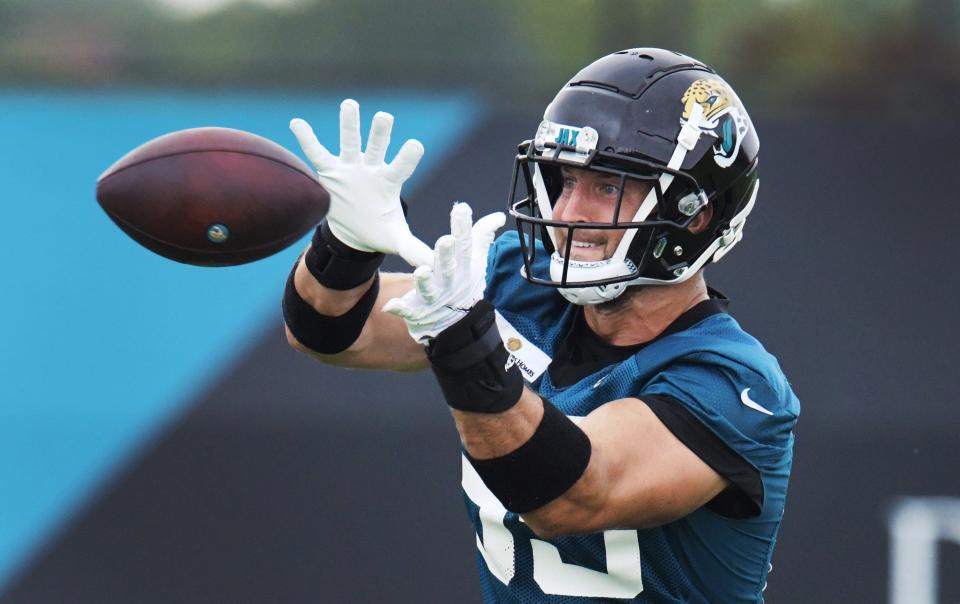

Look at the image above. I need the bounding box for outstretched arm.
[282,99,435,371]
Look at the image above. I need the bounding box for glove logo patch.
[495,311,551,383]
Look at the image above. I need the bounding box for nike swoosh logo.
[592,374,611,389]
[740,388,774,416]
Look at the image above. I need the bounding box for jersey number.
[462,456,644,598]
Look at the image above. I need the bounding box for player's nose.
[556,185,593,223]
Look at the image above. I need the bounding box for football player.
[283,48,799,603]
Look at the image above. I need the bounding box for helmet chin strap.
[557,275,630,305]
[554,103,708,305]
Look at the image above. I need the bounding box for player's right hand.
[383,203,505,344]
[290,99,434,268]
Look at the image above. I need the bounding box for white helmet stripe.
[531,164,557,245]
[610,180,660,263]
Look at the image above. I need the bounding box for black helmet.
[509,48,760,305]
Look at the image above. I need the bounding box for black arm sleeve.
[643,394,763,519]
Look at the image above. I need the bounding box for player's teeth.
[572,241,599,248]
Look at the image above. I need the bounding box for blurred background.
[1,0,959,602]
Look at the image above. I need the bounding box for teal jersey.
[462,231,800,603]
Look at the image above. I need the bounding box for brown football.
[96,127,329,266]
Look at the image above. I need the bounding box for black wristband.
[466,398,592,513]
[282,261,380,354]
[304,221,384,290]
[426,300,524,413]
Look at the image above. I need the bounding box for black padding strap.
[305,221,384,290]
[432,318,503,371]
[427,300,523,413]
[282,262,380,354]
[467,398,592,513]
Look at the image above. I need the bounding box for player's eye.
[600,183,620,197]
[562,177,576,189]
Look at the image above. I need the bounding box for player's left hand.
[289,99,434,268]
[383,203,505,344]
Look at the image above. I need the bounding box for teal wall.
[0,90,479,588]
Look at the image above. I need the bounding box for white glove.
[290,99,434,268]
[383,203,505,344]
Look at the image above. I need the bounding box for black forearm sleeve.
[282,262,380,354]
[466,398,592,513]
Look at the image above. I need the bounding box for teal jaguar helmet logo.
[681,78,749,168]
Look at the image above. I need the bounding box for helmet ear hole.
[687,204,714,234]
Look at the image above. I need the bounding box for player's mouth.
[562,237,607,261]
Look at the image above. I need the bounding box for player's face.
[552,166,653,262]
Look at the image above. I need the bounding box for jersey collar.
[550,288,731,388]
